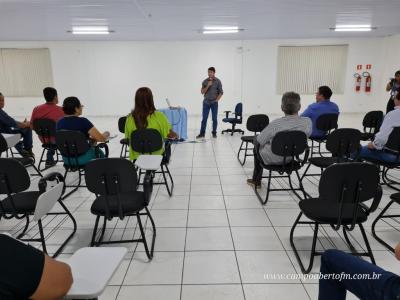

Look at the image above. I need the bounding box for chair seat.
[360,132,374,141]
[1,191,41,214]
[262,161,301,172]
[91,192,146,216]
[390,193,400,203]
[241,135,254,143]
[12,157,35,167]
[222,118,241,124]
[310,136,327,142]
[120,138,129,145]
[308,157,343,168]
[42,143,58,150]
[300,198,368,224]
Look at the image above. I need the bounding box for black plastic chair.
[301,128,361,180]
[237,114,269,166]
[362,127,400,191]
[290,162,382,274]
[309,113,339,157]
[118,116,129,158]
[85,158,156,259]
[0,134,42,177]
[360,111,384,141]
[56,130,109,199]
[254,130,309,205]
[222,102,244,135]
[130,128,174,196]
[0,158,77,257]
[32,118,62,171]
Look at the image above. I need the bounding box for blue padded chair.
[222,102,244,136]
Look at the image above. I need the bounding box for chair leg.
[90,215,101,247]
[371,199,397,252]
[52,199,78,258]
[97,217,107,245]
[137,210,154,260]
[164,164,174,194]
[30,162,43,177]
[38,148,46,171]
[120,144,124,158]
[242,142,248,165]
[300,162,312,181]
[290,212,319,274]
[161,164,172,196]
[38,219,48,255]
[17,215,30,239]
[382,167,400,192]
[359,223,375,265]
[237,141,245,165]
[294,170,308,200]
[342,227,356,252]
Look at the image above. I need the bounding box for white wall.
[0,36,396,118]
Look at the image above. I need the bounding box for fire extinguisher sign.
[366,64,372,70]
[357,65,362,70]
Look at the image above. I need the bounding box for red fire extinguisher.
[354,73,362,92]
[363,72,372,93]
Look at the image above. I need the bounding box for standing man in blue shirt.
[197,67,223,139]
[301,86,339,138]
[0,93,33,157]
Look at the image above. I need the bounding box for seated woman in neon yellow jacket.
[125,87,178,160]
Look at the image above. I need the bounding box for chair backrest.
[85,158,139,219]
[33,118,57,144]
[56,130,90,157]
[130,129,163,154]
[118,116,127,134]
[326,128,361,158]
[362,111,384,134]
[234,103,243,118]
[386,127,400,158]
[246,114,269,133]
[319,162,381,208]
[0,134,8,154]
[316,113,339,133]
[34,182,64,221]
[0,158,30,195]
[271,131,308,160]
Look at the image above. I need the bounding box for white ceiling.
[0,0,400,41]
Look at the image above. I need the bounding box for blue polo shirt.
[301,100,339,138]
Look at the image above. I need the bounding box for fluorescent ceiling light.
[203,26,239,30]
[334,28,372,32]
[71,26,112,34]
[332,24,374,32]
[203,29,239,34]
[335,24,371,28]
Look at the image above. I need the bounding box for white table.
[135,154,162,171]
[2,133,21,148]
[65,247,127,299]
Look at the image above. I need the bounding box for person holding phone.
[197,67,223,139]
[386,70,400,113]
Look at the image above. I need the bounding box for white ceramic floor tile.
[117,285,181,300]
[183,251,241,284]
[227,209,271,227]
[124,252,184,285]
[231,227,284,250]
[243,284,310,300]
[188,210,229,227]
[189,195,226,209]
[186,227,234,250]
[181,285,244,300]
[236,251,299,284]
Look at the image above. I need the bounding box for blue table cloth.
[158,108,188,140]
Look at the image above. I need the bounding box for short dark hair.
[281,92,301,115]
[208,67,215,73]
[318,86,333,99]
[43,87,57,102]
[0,92,2,96]
[62,97,81,115]
[395,70,400,77]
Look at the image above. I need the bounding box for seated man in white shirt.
[359,91,400,163]
[247,92,312,187]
